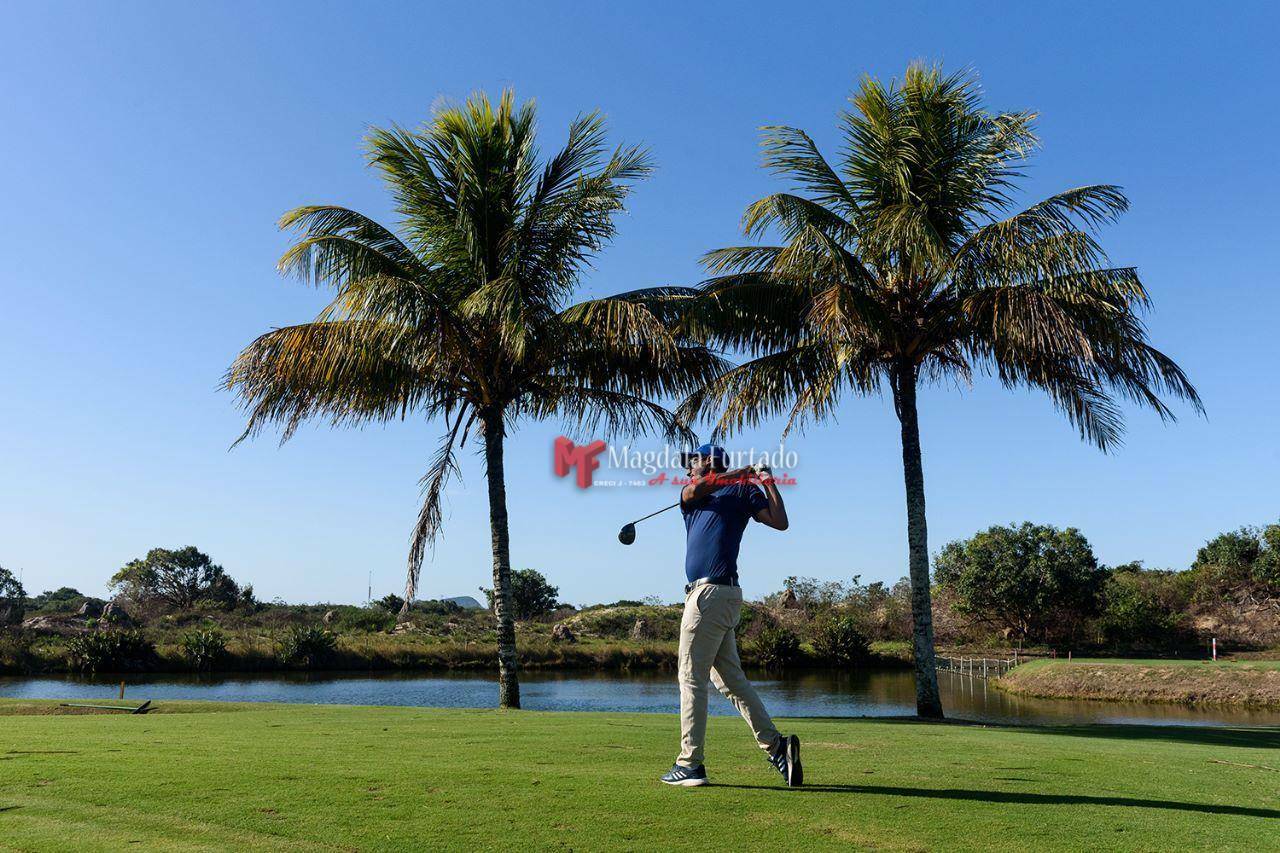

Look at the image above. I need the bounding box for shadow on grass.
[712,783,1280,818]
[798,716,1280,750]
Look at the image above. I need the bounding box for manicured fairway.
[1,701,1277,851]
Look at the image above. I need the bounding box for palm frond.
[404,408,468,609]
[758,125,862,220]
[224,318,468,449]
[678,343,854,438]
[278,205,424,283]
[529,383,694,443]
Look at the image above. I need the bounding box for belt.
[684,575,739,595]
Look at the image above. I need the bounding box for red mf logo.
[553,436,607,488]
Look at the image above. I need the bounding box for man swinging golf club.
[660,444,802,788]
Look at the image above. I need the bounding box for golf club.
[618,501,681,545]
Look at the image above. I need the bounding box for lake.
[4,668,1279,727]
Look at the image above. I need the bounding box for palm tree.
[225,92,722,708]
[670,65,1201,718]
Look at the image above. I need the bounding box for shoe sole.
[786,735,803,787]
[662,777,709,787]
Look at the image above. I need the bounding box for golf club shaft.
[629,501,680,525]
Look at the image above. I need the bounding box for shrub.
[26,586,105,616]
[809,615,871,667]
[66,630,155,674]
[569,606,681,641]
[414,599,465,617]
[480,569,560,620]
[182,628,228,671]
[0,629,35,674]
[736,603,765,638]
[0,566,26,626]
[1190,522,1280,599]
[768,576,853,614]
[934,522,1105,644]
[375,594,405,614]
[279,626,336,668]
[110,546,243,611]
[1098,565,1191,650]
[332,607,395,634]
[751,624,801,669]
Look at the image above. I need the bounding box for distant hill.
[445,596,484,610]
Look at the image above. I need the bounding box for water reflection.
[2,668,1277,728]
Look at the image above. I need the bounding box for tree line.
[3,517,1272,675]
[933,520,1279,651]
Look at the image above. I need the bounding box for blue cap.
[680,444,728,467]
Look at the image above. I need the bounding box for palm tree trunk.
[481,408,520,709]
[894,363,944,719]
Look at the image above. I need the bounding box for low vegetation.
[3,517,1277,682]
[0,702,1275,850]
[64,630,155,675]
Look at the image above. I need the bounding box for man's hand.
[751,462,788,531]
[682,464,752,505]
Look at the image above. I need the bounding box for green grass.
[1,701,1277,850]
[1001,659,1280,707]
[1019,658,1280,669]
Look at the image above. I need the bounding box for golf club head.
[618,523,636,545]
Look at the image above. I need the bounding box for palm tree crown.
[226,91,722,707]
[672,64,1201,716]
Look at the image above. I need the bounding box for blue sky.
[2,1,1277,606]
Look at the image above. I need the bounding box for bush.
[110,546,243,611]
[481,569,560,620]
[414,599,465,617]
[934,522,1105,644]
[66,630,155,674]
[375,594,405,614]
[332,607,396,634]
[0,566,26,626]
[26,586,105,616]
[736,603,765,638]
[0,629,35,674]
[751,624,802,670]
[1098,565,1191,650]
[278,626,336,668]
[569,606,681,641]
[182,628,228,671]
[809,616,871,667]
[1190,522,1280,599]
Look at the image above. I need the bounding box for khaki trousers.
[677,582,781,767]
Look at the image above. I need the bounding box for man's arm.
[751,465,789,531]
[681,465,754,506]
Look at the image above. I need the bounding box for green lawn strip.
[0,699,269,716]
[1001,659,1280,708]
[1018,658,1280,670]
[2,704,1277,850]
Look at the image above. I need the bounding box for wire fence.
[936,655,1020,680]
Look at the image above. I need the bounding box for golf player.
[660,444,802,788]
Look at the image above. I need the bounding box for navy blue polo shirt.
[681,483,768,582]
